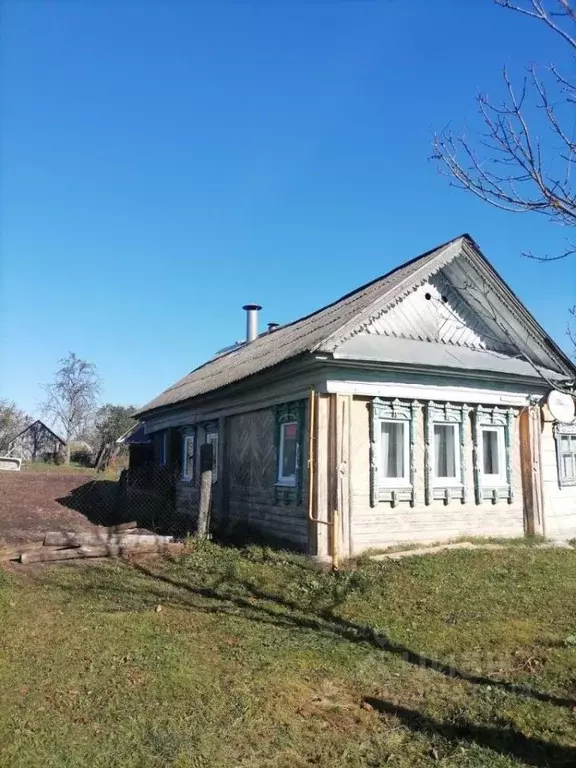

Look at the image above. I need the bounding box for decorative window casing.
[370,399,420,507]
[554,423,576,487]
[181,429,196,482]
[274,401,305,505]
[472,406,515,504]
[425,402,469,505]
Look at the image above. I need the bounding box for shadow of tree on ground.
[363,697,576,767]
[44,551,576,766]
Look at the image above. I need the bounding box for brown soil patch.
[0,471,110,546]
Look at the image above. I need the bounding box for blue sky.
[1,0,574,415]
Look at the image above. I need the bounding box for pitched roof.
[8,419,66,446]
[136,234,574,416]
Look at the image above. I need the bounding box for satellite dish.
[547,390,576,424]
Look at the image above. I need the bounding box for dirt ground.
[0,470,117,546]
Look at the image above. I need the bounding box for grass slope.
[1,544,575,767]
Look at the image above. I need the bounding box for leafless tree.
[432,0,576,353]
[0,400,32,454]
[42,352,101,463]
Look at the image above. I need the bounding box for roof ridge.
[315,236,468,353]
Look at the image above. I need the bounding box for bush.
[70,449,93,467]
[41,450,65,465]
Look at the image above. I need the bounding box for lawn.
[0,543,575,767]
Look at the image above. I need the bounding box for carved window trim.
[370,398,420,507]
[425,402,469,505]
[181,427,196,483]
[472,406,515,504]
[554,422,576,488]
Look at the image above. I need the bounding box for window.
[433,423,460,483]
[379,420,409,486]
[473,405,515,504]
[274,401,305,504]
[425,403,468,504]
[555,424,576,487]
[480,426,506,485]
[182,433,195,481]
[278,421,298,486]
[206,429,218,483]
[370,398,418,506]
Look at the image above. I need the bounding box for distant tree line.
[1,351,137,468]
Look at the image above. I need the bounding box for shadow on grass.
[364,697,576,767]
[47,550,576,717]
[39,549,576,764]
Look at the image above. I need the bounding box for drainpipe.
[307,388,339,571]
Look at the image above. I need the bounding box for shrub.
[70,449,93,467]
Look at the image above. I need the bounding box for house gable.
[361,273,511,353]
[323,239,573,378]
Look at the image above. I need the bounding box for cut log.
[80,541,184,558]
[0,542,53,561]
[20,548,83,564]
[44,532,173,548]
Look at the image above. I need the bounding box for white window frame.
[182,433,195,482]
[479,425,507,487]
[370,399,419,507]
[206,429,218,483]
[377,418,411,488]
[555,423,576,487]
[431,421,461,486]
[277,420,298,487]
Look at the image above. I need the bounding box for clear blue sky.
[1,0,574,416]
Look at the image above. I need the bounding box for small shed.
[7,420,66,462]
[117,422,153,474]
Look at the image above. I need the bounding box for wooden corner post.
[197,443,214,539]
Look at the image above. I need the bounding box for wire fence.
[49,461,199,538]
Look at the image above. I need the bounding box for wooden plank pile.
[0,522,183,564]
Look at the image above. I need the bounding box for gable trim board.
[136,234,575,418]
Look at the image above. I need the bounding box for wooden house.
[135,235,576,560]
[7,420,66,462]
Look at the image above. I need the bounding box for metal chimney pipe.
[242,304,262,343]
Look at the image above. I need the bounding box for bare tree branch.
[433,0,576,359]
[433,1,576,263]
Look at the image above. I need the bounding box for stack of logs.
[0,522,183,564]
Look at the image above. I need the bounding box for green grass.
[1,543,576,767]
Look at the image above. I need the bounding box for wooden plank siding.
[349,396,525,553]
[540,410,576,539]
[225,404,309,549]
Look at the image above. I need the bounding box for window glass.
[279,422,298,484]
[380,421,405,479]
[182,434,195,480]
[482,429,500,476]
[434,423,457,479]
[556,429,576,485]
